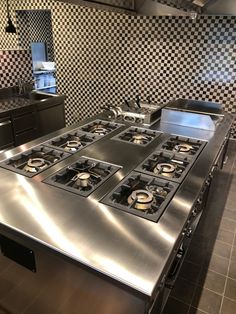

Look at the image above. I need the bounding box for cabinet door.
[0,117,14,150]
[12,112,38,133]
[37,104,65,137]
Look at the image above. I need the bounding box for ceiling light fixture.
[5,0,16,33]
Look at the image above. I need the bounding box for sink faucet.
[18,78,37,95]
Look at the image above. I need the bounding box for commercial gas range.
[0,112,233,314]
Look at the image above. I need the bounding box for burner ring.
[127,189,153,211]
[27,158,46,168]
[66,140,81,148]
[132,134,148,145]
[92,127,108,135]
[154,163,176,175]
[174,143,193,153]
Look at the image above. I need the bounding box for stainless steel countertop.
[0,112,233,298]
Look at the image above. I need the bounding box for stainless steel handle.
[0,120,11,127]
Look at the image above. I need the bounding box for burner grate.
[79,119,123,136]
[44,129,99,153]
[102,172,178,222]
[160,135,206,157]
[135,150,193,183]
[112,126,162,146]
[0,145,70,177]
[44,157,121,197]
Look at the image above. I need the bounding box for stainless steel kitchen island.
[0,107,234,313]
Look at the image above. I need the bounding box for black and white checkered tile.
[0,50,33,88]
[1,1,236,137]
[17,10,54,61]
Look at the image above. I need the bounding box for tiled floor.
[163,139,236,314]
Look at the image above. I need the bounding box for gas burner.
[44,157,121,197]
[44,130,98,153]
[90,126,108,136]
[174,143,193,153]
[132,134,149,145]
[102,172,178,222]
[80,119,123,137]
[65,140,82,152]
[0,146,70,178]
[73,172,91,187]
[154,163,176,177]
[127,189,153,211]
[160,136,206,157]
[112,126,161,146]
[24,158,49,173]
[135,150,193,183]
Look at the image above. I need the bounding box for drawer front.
[13,112,38,133]
[0,117,14,149]
[15,128,38,146]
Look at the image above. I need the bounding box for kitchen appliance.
[44,129,99,153]
[44,156,121,196]
[103,97,164,126]
[79,119,123,136]
[0,145,70,177]
[112,126,161,146]
[161,99,224,131]
[0,110,233,314]
[102,171,178,222]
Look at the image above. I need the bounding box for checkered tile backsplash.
[0,50,33,88]
[0,1,236,137]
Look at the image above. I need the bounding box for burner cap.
[127,189,153,211]
[65,140,81,151]
[73,172,91,187]
[154,163,176,177]
[132,134,148,145]
[174,143,193,153]
[24,158,47,173]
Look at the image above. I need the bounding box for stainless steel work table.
[0,112,233,313]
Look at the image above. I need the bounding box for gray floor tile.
[188,307,208,314]
[212,240,232,260]
[197,269,226,295]
[228,261,236,280]
[206,254,230,276]
[225,199,236,211]
[216,229,234,245]
[185,243,208,266]
[191,286,222,314]
[220,218,236,233]
[162,297,189,314]
[223,209,236,222]
[225,278,236,300]
[232,247,236,261]
[220,297,236,314]
[170,277,196,305]
[179,261,201,284]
